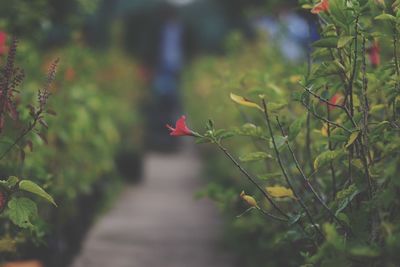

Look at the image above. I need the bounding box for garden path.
[70,142,235,267]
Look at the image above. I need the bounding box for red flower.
[0,31,7,56]
[64,67,76,81]
[327,93,344,110]
[166,115,194,136]
[367,41,380,68]
[311,0,329,14]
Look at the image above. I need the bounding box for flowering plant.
[179,0,400,265]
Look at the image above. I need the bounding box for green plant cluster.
[0,36,143,260]
[183,0,400,266]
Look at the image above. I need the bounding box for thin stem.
[302,85,357,128]
[301,99,352,133]
[214,141,289,220]
[326,96,337,199]
[0,117,38,160]
[361,36,373,164]
[275,117,353,235]
[346,14,360,115]
[261,99,325,240]
[257,207,288,222]
[306,111,314,172]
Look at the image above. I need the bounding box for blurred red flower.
[0,31,7,55]
[64,67,76,81]
[367,41,380,68]
[311,0,329,14]
[327,93,344,110]
[166,115,194,136]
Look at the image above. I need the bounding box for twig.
[261,99,325,240]
[301,99,352,133]
[275,117,353,235]
[345,14,360,116]
[214,141,289,221]
[306,111,314,172]
[302,85,357,128]
[326,91,337,199]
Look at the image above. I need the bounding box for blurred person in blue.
[252,5,319,62]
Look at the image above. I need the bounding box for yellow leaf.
[321,123,328,136]
[289,75,302,84]
[230,93,263,111]
[240,191,258,207]
[345,131,360,148]
[0,236,16,253]
[266,186,295,199]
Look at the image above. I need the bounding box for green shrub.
[182,0,400,266]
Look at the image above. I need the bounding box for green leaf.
[19,180,57,206]
[350,246,380,258]
[337,35,353,48]
[288,213,302,225]
[312,37,338,48]
[7,197,38,228]
[314,150,345,170]
[6,176,19,188]
[345,131,360,148]
[375,13,396,22]
[323,223,342,249]
[257,172,282,180]
[270,135,288,150]
[239,151,272,162]
[336,213,350,226]
[236,123,267,140]
[370,104,386,114]
[335,184,360,215]
[195,137,212,144]
[268,102,287,113]
[289,117,305,141]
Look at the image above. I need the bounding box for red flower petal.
[327,93,344,110]
[311,0,329,14]
[368,41,380,67]
[166,115,194,136]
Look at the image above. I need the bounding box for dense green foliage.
[0,36,143,260]
[183,0,400,266]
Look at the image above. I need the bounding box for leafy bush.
[182,0,400,266]
[0,33,143,262]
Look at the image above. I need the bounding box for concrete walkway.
[71,144,235,267]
